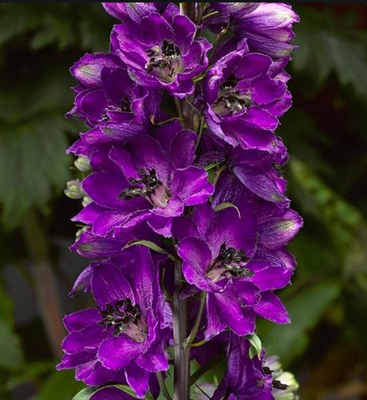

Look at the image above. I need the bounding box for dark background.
[1,3,366,400]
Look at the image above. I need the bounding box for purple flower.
[75,128,213,237]
[111,12,212,98]
[212,173,303,290]
[175,203,292,339]
[102,2,174,23]
[197,132,290,206]
[204,48,291,152]
[57,247,170,397]
[205,3,300,58]
[66,53,160,127]
[69,221,158,259]
[211,334,273,400]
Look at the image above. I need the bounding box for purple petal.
[82,172,127,209]
[76,360,116,385]
[71,53,121,87]
[63,308,100,332]
[71,231,127,259]
[125,363,150,398]
[62,325,106,354]
[235,53,272,80]
[257,207,303,249]
[71,202,105,224]
[98,335,143,369]
[91,262,135,308]
[254,291,290,324]
[168,129,196,172]
[148,216,173,237]
[171,167,214,205]
[178,237,212,291]
[207,204,257,258]
[93,208,151,236]
[69,266,93,295]
[131,247,154,312]
[233,164,289,205]
[136,341,169,372]
[249,260,293,290]
[210,290,256,336]
[56,351,95,371]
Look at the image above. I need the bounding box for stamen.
[119,169,162,200]
[218,243,253,278]
[272,380,288,390]
[207,243,253,282]
[214,74,253,115]
[98,298,142,337]
[145,40,181,80]
[119,169,170,208]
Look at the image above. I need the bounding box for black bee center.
[119,168,162,200]
[214,74,252,115]
[145,39,181,78]
[120,96,131,112]
[98,298,141,337]
[218,243,253,277]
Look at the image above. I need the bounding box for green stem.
[209,22,230,64]
[186,291,206,346]
[179,2,196,21]
[212,164,227,187]
[173,259,190,400]
[195,115,205,151]
[157,371,173,400]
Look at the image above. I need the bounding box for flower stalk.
[173,259,190,400]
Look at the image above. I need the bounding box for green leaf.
[0,115,72,229]
[0,285,14,326]
[293,6,367,98]
[33,370,85,400]
[6,361,54,390]
[0,317,24,371]
[259,281,340,366]
[246,333,262,359]
[123,240,174,260]
[115,384,154,399]
[72,386,100,400]
[290,158,366,250]
[214,202,241,218]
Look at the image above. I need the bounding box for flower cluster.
[58,3,301,399]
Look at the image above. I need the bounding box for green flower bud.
[74,155,90,172]
[64,180,84,199]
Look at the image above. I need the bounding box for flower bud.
[82,196,92,207]
[74,155,90,173]
[64,180,85,199]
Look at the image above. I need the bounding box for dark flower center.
[213,74,252,116]
[119,168,170,208]
[120,96,131,112]
[264,366,289,391]
[98,298,146,341]
[145,39,181,81]
[207,243,253,282]
[218,243,253,277]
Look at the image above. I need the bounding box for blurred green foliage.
[0,3,366,400]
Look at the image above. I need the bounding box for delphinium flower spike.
[58,3,301,400]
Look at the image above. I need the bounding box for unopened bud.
[82,196,93,207]
[65,180,85,199]
[74,155,90,172]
